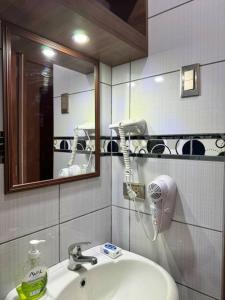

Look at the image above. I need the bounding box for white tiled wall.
[0,57,112,299]
[53,64,96,176]
[111,1,225,300]
[148,0,190,17]
[112,83,130,127]
[133,0,225,80]
[60,157,111,222]
[131,62,225,134]
[130,211,222,299]
[177,284,218,300]
[0,165,59,243]
[112,206,129,250]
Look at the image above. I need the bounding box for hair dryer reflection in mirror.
[58,123,95,178]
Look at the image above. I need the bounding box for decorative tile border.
[55,133,225,161]
[103,133,225,161]
[0,133,224,164]
[54,136,96,153]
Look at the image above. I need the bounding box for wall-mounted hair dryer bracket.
[109,119,146,136]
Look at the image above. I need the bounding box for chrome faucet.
[68,242,98,271]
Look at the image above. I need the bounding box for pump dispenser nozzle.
[29,240,46,259]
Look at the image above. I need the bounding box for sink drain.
[80,279,86,288]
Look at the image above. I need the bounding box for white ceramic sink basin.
[6,246,179,300]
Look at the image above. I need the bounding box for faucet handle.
[68,242,91,256]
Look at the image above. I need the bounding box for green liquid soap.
[16,240,48,300]
[16,272,47,300]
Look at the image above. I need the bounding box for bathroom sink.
[6,246,179,300]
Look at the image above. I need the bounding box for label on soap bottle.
[21,266,47,298]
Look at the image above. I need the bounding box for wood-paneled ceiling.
[0,0,148,66]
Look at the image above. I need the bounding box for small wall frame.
[180,63,200,98]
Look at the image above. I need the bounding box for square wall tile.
[112,83,130,127]
[129,158,224,231]
[100,83,111,136]
[177,284,217,300]
[0,166,59,243]
[60,157,111,222]
[100,63,112,85]
[131,62,225,134]
[132,0,225,79]
[0,225,59,300]
[131,71,180,135]
[130,211,222,299]
[60,207,111,260]
[112,63,130,85]
[112,156,130,209]
[112,206,129,250]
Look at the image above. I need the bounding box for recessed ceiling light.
[73,31,90,44]
[42,47,56,59]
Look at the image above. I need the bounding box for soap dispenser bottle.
[16,240,48,300]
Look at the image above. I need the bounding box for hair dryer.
[148,175,177,241]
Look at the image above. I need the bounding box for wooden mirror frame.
[2,22,100,193]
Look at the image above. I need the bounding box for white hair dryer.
[148,175,177,241]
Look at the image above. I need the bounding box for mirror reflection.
[11,33,96,185]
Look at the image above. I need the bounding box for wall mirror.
[3,22,100,193]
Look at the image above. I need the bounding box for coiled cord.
[68,127,79,167]
[118,124,132,182]
[118,123,153,242]
[84,129,93,172]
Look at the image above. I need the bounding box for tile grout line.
[202,59,225,67]
[111,205,222,233]
[111,58,225,88]
[111,153,225,163]
[0,206,111,247]
[148,0,195,19]
[100,81,111,87]
[60,205,112,226]
[177,282,219,300]
[54,88,95,99]
[0,223,59,247]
